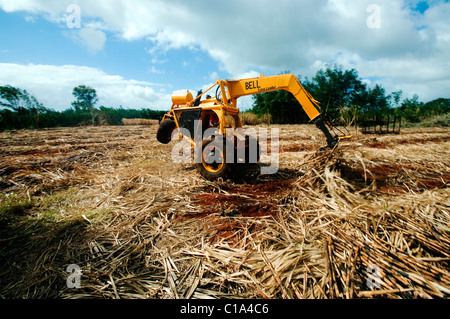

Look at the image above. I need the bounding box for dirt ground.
[0,124,449,299]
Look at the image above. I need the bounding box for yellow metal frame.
[163,73,340,147]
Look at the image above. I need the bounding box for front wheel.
[197,139,229,180]
[156,119,176,144]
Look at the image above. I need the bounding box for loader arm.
[215,73,339,148]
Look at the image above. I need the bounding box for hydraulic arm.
[213,73,339,148]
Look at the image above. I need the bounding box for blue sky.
[0,0,449,111]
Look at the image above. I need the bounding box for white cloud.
[72,27,106,53]
[208,72,218,81]
[234,71,261,80]
[0,0,66,15]
[0,63,171,110]
[149,66,165,75]
[1,0,449,102]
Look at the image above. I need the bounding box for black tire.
[156,119,176,144]
[227,135,261,182]
[234,135,261,164]
[244,135,261,164]
[197,138,229,180]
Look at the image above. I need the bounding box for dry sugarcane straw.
[0,125,448,299]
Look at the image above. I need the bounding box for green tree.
[0,85,24,112]
[0,85,46,128]
[304,64,367,120]
[359,84,390,117]
[252,89,310,124]
[399,94,423,123]
[421,98,450,118]
[71,85,98,111]
[391,90,403,109]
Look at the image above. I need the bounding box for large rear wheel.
[197,139,229,180]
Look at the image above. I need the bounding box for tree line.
[0,84,166,131]
[251,65,449,126]
[1,64,449,131]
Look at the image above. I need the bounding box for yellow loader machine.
[156,73,340,180]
